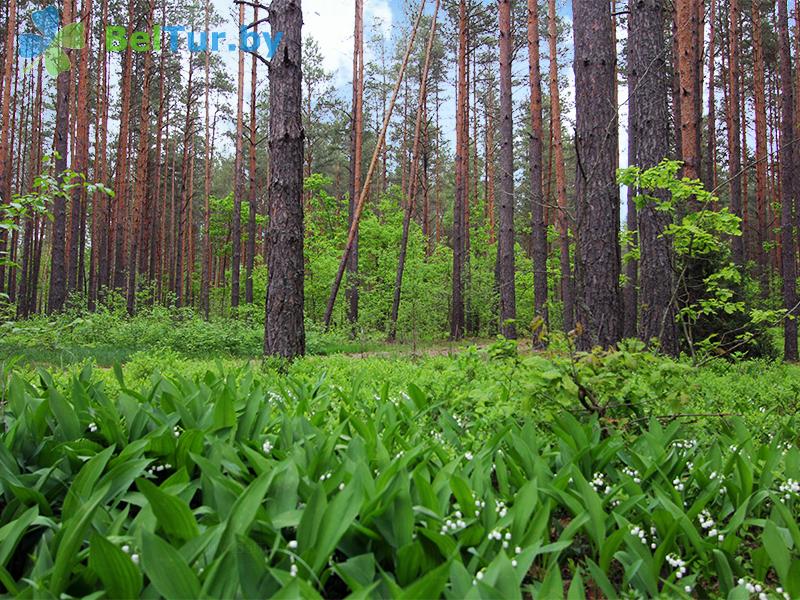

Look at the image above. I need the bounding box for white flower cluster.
[622,466,641,484]
[736,579,780,600]
[495,499,508,518]
[673,439,696,450]
[673,477,685,492]
[146,463,172,476]
[779,478,800,502]
[591,472,612,495]
[440,510,467,535]
[465,452,474,461]
[709,471,718,480]
[666,553,688,579]
[488,529,510,545]
[630,525,658,550]
[472,569,485,585]
[698,509,725,542]
[318,471,332,481]
[173,426,181,438]
[430,429,445,444]
[88,422,98,433]
[470,492,487,517]
[121,544,140,565]
[262,440,273,454]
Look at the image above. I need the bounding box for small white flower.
[684,585,692,593]
[262,440,273,454]
[476,571,484,581]
[290,564,298,577]
[465,452,474,461]
[511,559,518,567]
[288,540,298,549]
[338,483,345,491]
[121,544,130,554]
[131,554,140,565]
[515,546,522,555]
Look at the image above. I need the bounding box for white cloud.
[304,0,393,88]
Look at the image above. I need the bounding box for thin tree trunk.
[727,0,744,264]
[347,0,364,328]
[201,0,212,316]
[231,2,246,309]
[751,0,768,293]
[126,0,155,315]
[548,0,574,331]
[497,0,516,339]
[68,0,92,294]
[246,7,259,305]
[48,0,73,313]
[676,0,701,181]
[777,0,797,361]
[528,0,548,342]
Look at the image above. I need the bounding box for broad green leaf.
[137,478,199,542]
[89,534,143,599]
[50,483,110,595]
[141,531,201,599]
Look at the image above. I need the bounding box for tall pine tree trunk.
[347,0,364,328]
[265,0,305,358]
[497,0,516,339]
[231,2,246,309]
[548,0,574,331]
[727,0,744,264]
[451,0,467,340]
[573,0,621,349]
[777,0,797,361]
[528,0,548,341]
[630,0,678,355]
[48,0,73,312]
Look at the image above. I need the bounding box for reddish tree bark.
[777,0,797,361]
[548,0,574,331]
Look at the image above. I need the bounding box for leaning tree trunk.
[264,0,305,358]
[629,0,678,356]
[572,0,621,350]
[777,0,797,361]
[496,0,517,339]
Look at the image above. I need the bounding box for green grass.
[0,352,798,598]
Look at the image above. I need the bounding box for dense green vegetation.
[1,326,799,598]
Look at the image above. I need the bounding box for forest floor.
[3,313,800,597]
